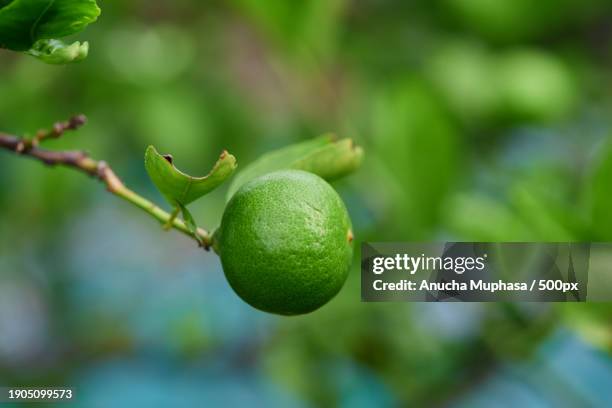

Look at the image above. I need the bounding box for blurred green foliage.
[1,0,612,406]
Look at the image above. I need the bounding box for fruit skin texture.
[217,170,353,315]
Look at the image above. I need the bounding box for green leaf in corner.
[178,203,202,245]
[145,145,237,207]
[26,39,89,64]
[0,0,100,63]
[226,135,363,200]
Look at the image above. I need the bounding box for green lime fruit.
[216,170,353,315]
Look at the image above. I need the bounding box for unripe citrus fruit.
[216,170,353,315]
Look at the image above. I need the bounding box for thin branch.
[0,115,213,249]
[15,114,87,152]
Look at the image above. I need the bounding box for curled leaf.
[145,145,237,206]
[26,39,88,64]
[226,135,363,199]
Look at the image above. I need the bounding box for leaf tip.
[144,145,157,160]
[219,150,238,170]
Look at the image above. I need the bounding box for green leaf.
[26,38,88,63]
[0,0,100,58]
[178,203,202,245]
[226,135,363,200]
[0,1,15,9]
[145,145,237,207]
[292,138,364,180]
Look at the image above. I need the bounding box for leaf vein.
[30,0,55,44]
[179,176,193,204]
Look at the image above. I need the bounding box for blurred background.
[1,0,612,406]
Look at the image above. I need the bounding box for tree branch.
[0,116,213,249]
